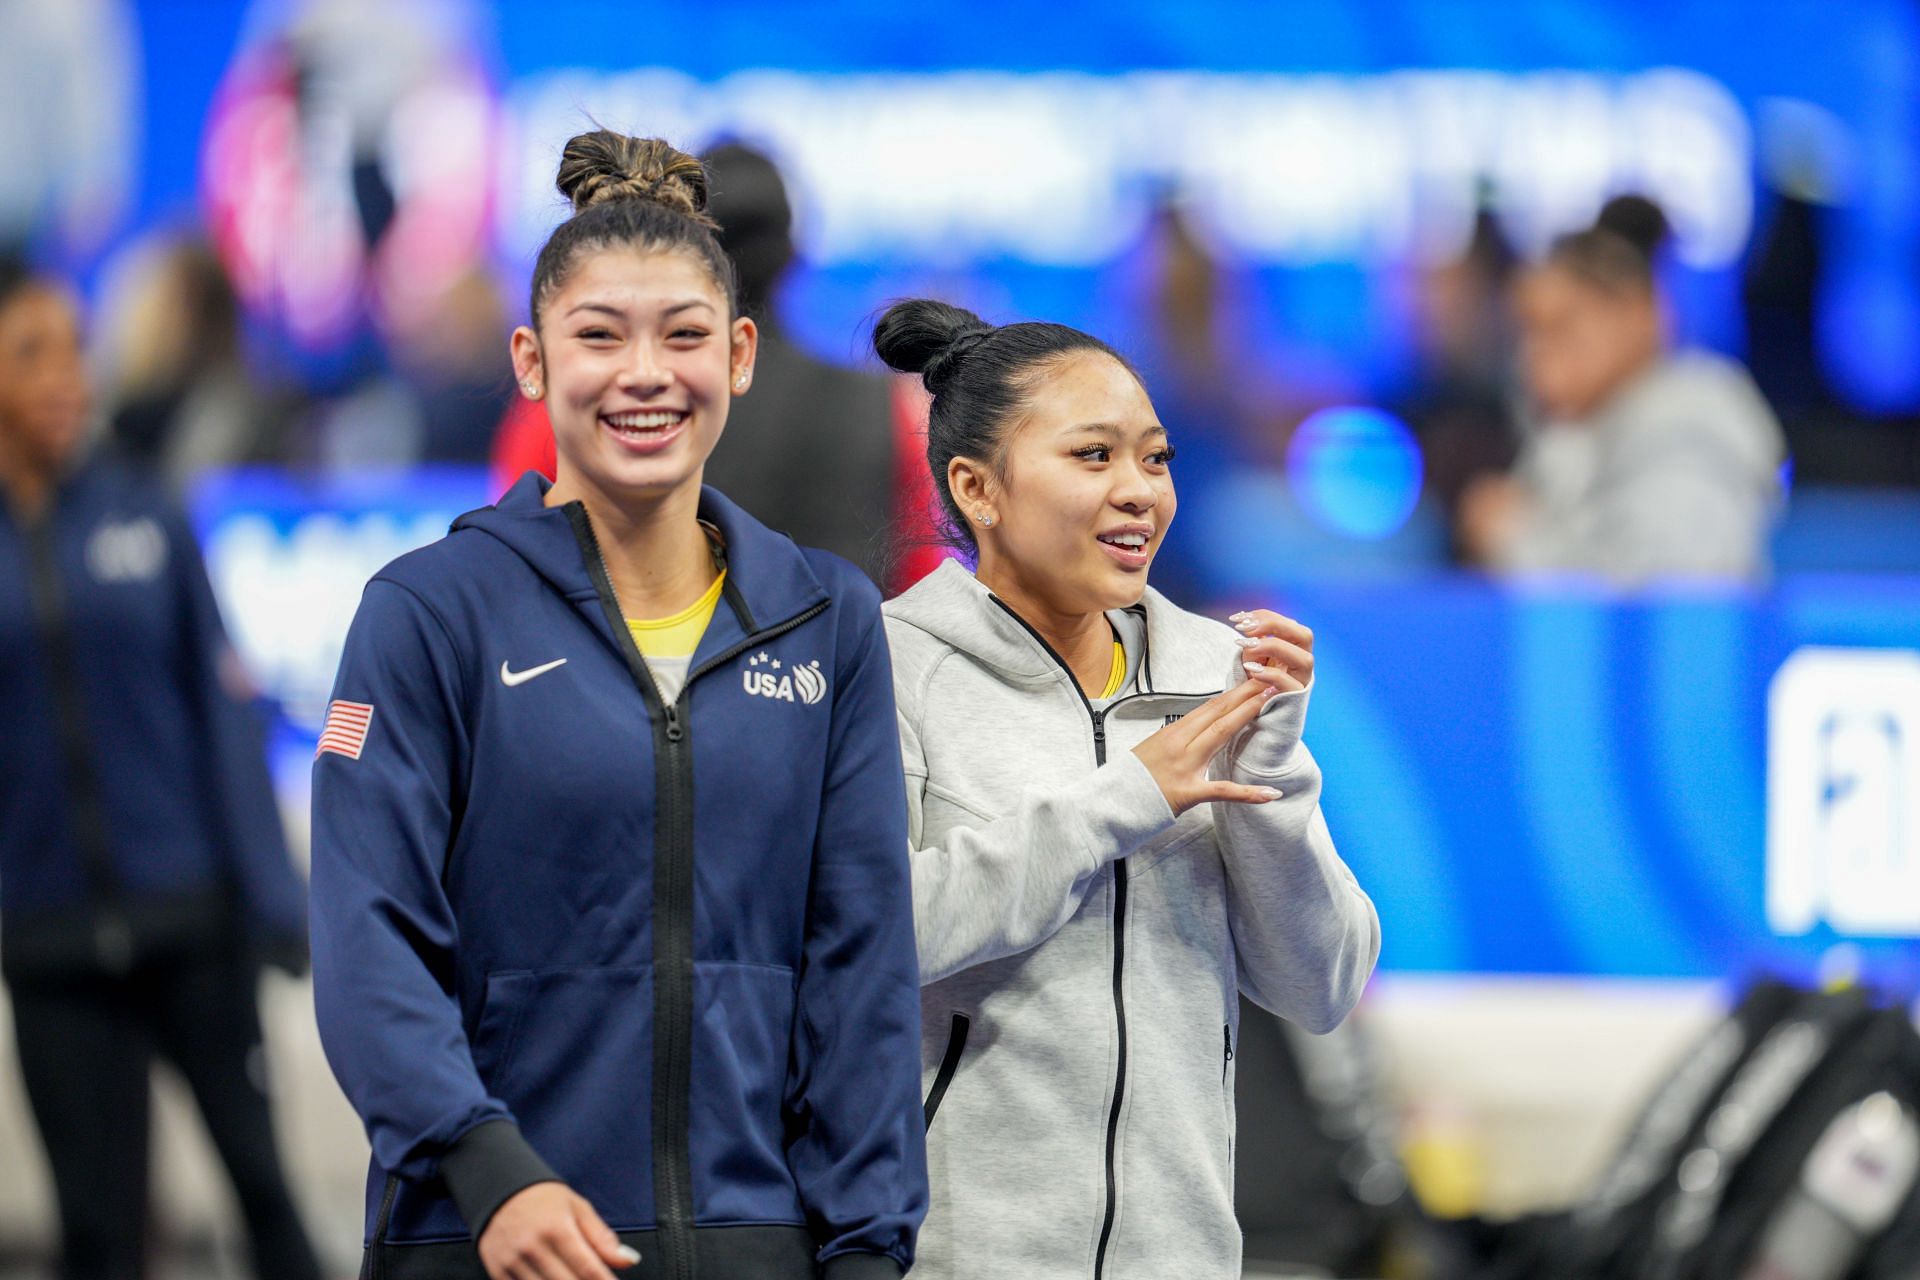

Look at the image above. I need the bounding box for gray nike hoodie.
[883,561,1380,1280]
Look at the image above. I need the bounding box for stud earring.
[735,373,748,389]
[978,513,994,527]
[521,381,539,397]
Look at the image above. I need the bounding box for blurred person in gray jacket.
[1459,197,1786,585]
[701,142,899,582]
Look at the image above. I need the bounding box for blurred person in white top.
[1459,196,1786,586]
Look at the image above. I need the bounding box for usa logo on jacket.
[743,653,826,705]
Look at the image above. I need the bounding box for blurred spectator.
[388,266,514,463]
[0,258,321,1280]
[102,236,294,490]
[701,141,901,581]
[1459,197,1786,585]
[1399,206,1523,537]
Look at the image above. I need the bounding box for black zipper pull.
[1224,1024,1234,1075]
[1091,710,1108,763]
[664,701,684,742]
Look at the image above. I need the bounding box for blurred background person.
[1398,204,1524,547]
[1458,196,1787,585]
[0,257,321,1280]
[101,236,295,491]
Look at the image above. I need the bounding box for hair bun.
[1595,194,1671,261]
[873,299,995,395]
[555,130,716,229]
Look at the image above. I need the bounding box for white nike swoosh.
[500,658,568,687]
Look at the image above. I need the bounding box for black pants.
[8,944,323,1280]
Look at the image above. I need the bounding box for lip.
[599,408,691,456]
[1095,525,1155,570]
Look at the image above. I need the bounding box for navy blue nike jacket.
[310,475,926,1279]
[0,454,305,976]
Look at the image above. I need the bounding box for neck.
[0,437,55,524]
[547,470,715,618]
[976,556,1115,697]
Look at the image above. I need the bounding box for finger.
[523,1244,580,1280]
[1173,677,1271,740]
[1190,681,1278,756]
[552,1227,620,1280]
[1234,636,1314,676]
[1241,662,1305,693]
[1231,610,1313,648]
[1200,780,1285,806]
[572,1196,640,1270]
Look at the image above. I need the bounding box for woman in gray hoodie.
[873,300,1380,1280]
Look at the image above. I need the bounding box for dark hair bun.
[1596,194,1671,261]
[873,299,995,395]
[555,130,716,229]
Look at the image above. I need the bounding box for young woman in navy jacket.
[310,134,926,1280]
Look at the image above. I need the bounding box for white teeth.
[1099,533,1149,548]
[604,410,685,431]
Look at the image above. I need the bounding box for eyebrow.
[563,298,717,320]
[1066,421,1168,440]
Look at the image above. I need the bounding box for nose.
[1110,459,1159,514]
[618,338,673,397]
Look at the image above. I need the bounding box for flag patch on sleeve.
[316,700,375,760]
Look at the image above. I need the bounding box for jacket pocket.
[922,1013,972,1131]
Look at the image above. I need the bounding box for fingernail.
[1243,661,1268,673]
[617,1245,642,1264]
[1233,636,1256,648]
[1229,610,1250,621]
[1233,618,1256,632]
[1258,787,1284,801]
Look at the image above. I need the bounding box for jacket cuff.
[1228,683,1313,779]
[1095,751,1178,851]
[440,1119,561,1237]
[820,1253,906,1280]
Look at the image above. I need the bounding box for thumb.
[1203,781,1283,807]
[572,1194,640,1269]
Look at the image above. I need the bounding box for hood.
[454,472,830,635]
[884,559,1231,696]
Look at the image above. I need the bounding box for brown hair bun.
[554,131,717,230]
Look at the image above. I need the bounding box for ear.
[729,315,760,396]
[947,455,998,527]
[509,326,544,399]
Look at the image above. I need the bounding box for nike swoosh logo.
[500,658,568,687]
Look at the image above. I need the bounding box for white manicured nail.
[616,1245,642,1264]
[1233,636,1256,648]
[1258,787,1283,801]
[1243,661,1267,673]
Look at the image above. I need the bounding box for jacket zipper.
[568,505,825,1280]
[368,1173,399,1279]
[922,1012,972,1130]
[1223,1023,1234,1083]
[21,511,130,969]
[988,598,1129,1279]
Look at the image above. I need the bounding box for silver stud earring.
[978,514,994,527]
[521,381,538,397]
[735,374,748,389]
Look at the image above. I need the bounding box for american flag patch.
[316,700,375,761]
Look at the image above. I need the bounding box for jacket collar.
[886,559,1228,697]
[456,474,831,661]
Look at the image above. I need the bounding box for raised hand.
[478,1182,639,1280]
[1131,679,1284,815]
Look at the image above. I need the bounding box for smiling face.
[960,351,1176,616]
[512,246,755,507]
[0,284,91,478]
